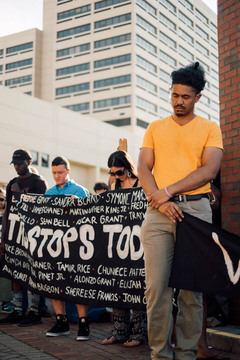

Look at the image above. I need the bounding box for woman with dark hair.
[102,151,147,347]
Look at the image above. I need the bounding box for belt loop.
[179,195,186,202]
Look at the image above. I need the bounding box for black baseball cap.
[10,149,32,165]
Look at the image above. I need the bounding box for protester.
[102,150,147,347]
[0,149,48,326]
[93,182,108,194]
[138,63,223,359]
[45,156,90,340]
[0,188,14,313]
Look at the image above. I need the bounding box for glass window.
[196,58,209,71]
[160,31,176,48]
[58,4,91,20]
[137,75,157,93]
[197,109,210,119]
[196,9,208,24]
[6,42,33,54]
[41,153,49,168]
[94,54,131,68]
[137,35,156,53]
[137,118,149,128]
[137,0,156,16]
[94,95,131,108]
[210,37,218,49]
[179,28,193,44]
[136,15,156,34]
[31,151,38,165]
[95,13,131,29]
[179,46,194,61]
[179,0,193,11]
[210,22,217,34]
[57,43,90,58]
[196,42,209,56]
[159,13,176,31]
[159,88,169,99]
[159,68,170,81]
[6,58,32,70]
[137,96,157,113]
[5,75,32,86]
[0,65,2,72]
[161,0,176,13]
[57,24,90,39]
[159,107,170,117]
[65,102,90,112]
[56,82,90,96]
[210,53,218,64]
[105,118,131,126]
[95,0,129,10]
[160,50,176,67]
[136,55,156,73]
[201,94,210,105]
[56,62,90,76]
[0,49,3,56]
[94,74,131,88]
[94,33,131,48]
[196,25,209,40]
[179,11,193,27]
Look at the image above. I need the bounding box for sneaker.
[0,310,22,324]
[1,302,14,313]
[77,317,90,341]
[46,314,70,337]
[19,311,41,327]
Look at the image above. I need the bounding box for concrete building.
[0,0,219,129]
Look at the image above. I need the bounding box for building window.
[6,42,33,54]
[56,62,90,76]
[95,0,129,10]
[56,82,90,96]
[94,33,131,49]
[0,65,2,72]
[210,53,218,65]
[95,13,131,29]
[161,0,176,13]
[6,58,32,70]
[159,107,169,118]
[137,96,157,113]
[136,15,156,35]
[136,55,156,73]
[94,74,131,88]
[65,102,90,112]
[179,11,193,27]
[0,49,3,56]
[137,0,156,16]
[179,28,193,44]
[210,37,218,49]
[94,95,131,109]
[57,43,90,57]
[196,58,209,72]
[197,109,210,119]
[58,4,91,20]
[160,50,176,67]
[179,0,193,11]
[159,68,170,81]
[41,154,49,167]
[212,84,219,96]
[105,118,131,126]
[196,25,209,40]
[24,91,32,95]
[210,22,217,34]
[137,75,157,93]
[5,75,32,86]
[57,24,90,39]
[31,151,38,165]
[196,42,209,56]
[195,9,208,25]
[159,13,176,31]
[179,46,194,61]
[136,35,157,54]
[159,31,176,48]
[159,88,169,99]
[201,94,210,105]
[137,118,149,128]
[94,54,131,68]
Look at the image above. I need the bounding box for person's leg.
[124,310,147,346]
[46,300,70,336]
[141,207,175,360]
[102,308,130,344]
[19,291,41,327]
[0,282,23,324]
[76,304,90,341]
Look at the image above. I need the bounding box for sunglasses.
[0,198,5,202]
[108,169,125,177]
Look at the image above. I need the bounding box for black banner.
[169,212,240,299]
[0,189,148,309]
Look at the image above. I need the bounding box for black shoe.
[77,317,90,341]
[19,311,42,327]
[46,314,70,337]
[0,310,22,324]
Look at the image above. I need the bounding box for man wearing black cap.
[0,149,48,326]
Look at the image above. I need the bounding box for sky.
[0,0,217,37]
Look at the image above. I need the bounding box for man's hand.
[158,202,184,223]
[147,189,170,208]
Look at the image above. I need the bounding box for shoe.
[0,310,22,324]
[1,302,14,313]
[19,311,41,327]
[46,314,70,337]
[76,317,90,340]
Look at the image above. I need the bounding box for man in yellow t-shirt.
[138,62,223,360]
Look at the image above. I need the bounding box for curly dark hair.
[171,62,206,94]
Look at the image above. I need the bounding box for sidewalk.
[0,313,240,360]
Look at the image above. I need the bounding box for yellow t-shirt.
[141,115,223,195]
